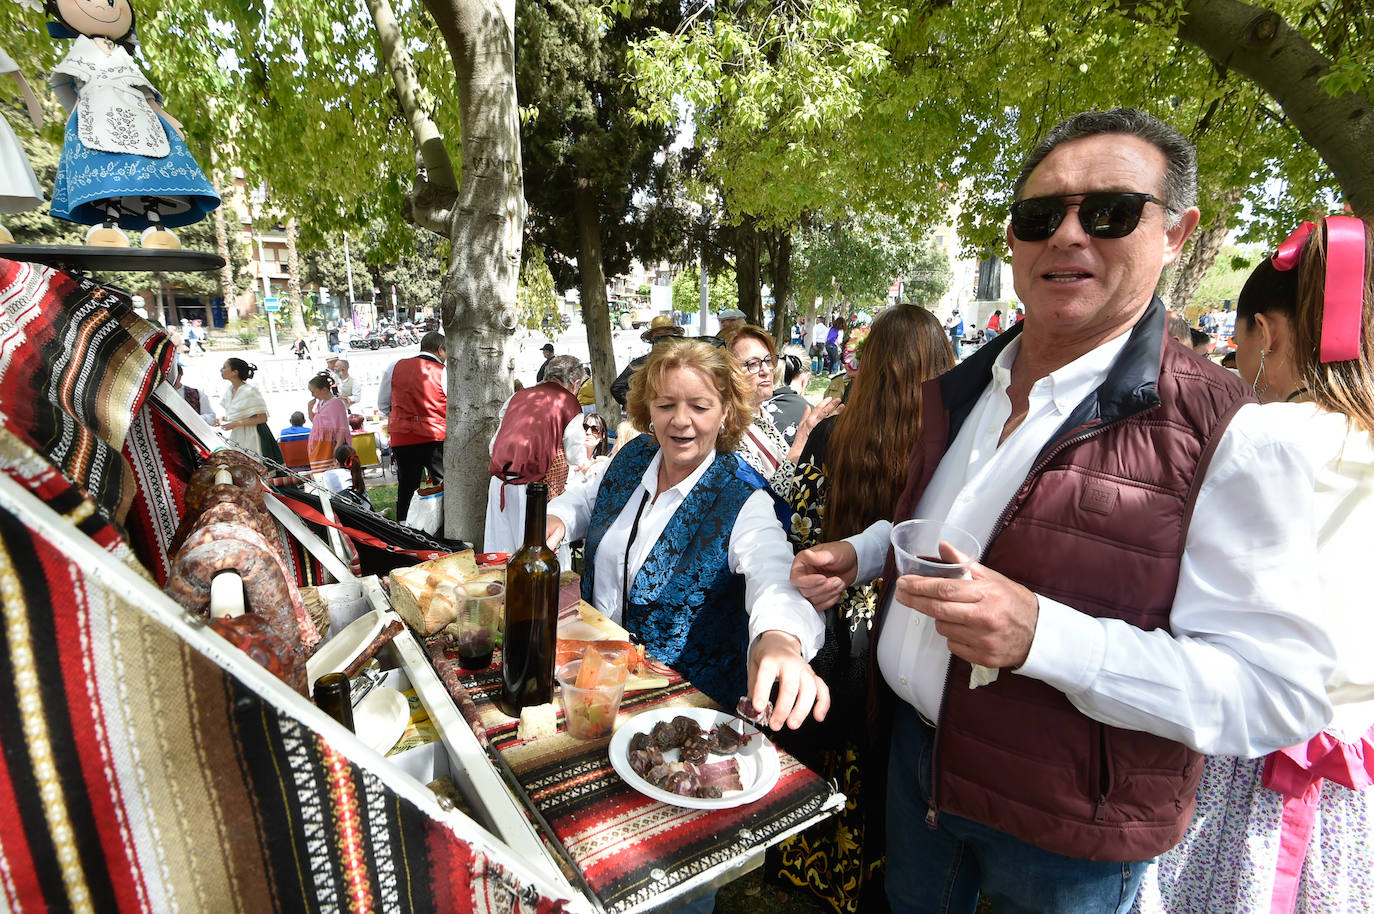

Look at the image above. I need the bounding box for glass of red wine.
[456,581,505,670]
[890,519,981,580]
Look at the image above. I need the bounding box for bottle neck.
[524,485,547,546]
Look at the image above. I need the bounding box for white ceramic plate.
[608,707,780,809]
[305,608,386,694]
[353,687,410,755]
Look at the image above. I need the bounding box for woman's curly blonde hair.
[626,339,754,453]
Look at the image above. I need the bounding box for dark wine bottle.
[314,672,355,731]
[499,482,559,717]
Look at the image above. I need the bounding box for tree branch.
[403,171,459,238]
[1175,0,1374,215]
[363,0,459,191]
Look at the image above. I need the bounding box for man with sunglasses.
[791,108,1333,912]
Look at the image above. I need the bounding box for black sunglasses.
[1009,192,1175,242]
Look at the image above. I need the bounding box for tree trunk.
[285,217,307,337]
[424,0,525,545]
[734,218,763,325]
[1177,0,1374,216]
[573,184,618,419]
[766,228,793,348]
[1165,187,1243,315]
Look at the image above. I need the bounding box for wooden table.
[432,602,844,913]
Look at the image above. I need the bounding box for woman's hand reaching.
[747,630,830,731]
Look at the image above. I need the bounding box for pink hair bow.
[1270,216,1367,363]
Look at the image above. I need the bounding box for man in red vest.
[789,109,1334,911]
[484,354,587,557]
[390,331,447,524]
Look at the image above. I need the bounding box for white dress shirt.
[1272,401,1374,741]
[376,360,397,416]
[848,334,1334,758]
[549,448,824,657]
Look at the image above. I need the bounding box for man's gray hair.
[545,354,586,387]
[1013,108,1197,226]
[420,331,446,354]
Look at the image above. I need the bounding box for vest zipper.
[925,656,957,829]
[1094,725,1112,823]
[983,403,1153,549]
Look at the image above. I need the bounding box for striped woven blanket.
[440,660,837,913]
[0,422,574,913]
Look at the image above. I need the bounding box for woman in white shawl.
[215,358,282,463]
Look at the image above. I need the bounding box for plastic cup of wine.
[890,519,999,688]
[890,519,981,580]
[557,657,628,740]
[456,581,504,671]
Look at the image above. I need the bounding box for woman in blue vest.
[545,339,829,726]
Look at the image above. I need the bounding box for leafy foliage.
[629,0,1369,260]
[516,243,564,331]
[516,0,692,294]
[671,265,739,316]
[793,213,930,310]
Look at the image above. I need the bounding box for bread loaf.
[390,566,464,635]
[516,703,557,741]
[414,549,479,581]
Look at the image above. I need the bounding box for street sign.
[264,296,280,313]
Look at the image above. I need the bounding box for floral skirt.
[1133,753,1374,914]
[50,110,219,229]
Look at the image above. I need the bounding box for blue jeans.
[886,704,1150,914]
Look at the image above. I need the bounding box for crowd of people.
[170,105,1374,914]
[467,107,1374,914]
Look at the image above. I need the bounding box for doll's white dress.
[0,47,45,215]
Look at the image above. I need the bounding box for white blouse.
[549,447,823,657]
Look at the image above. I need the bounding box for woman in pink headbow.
[1135,216,1374,913]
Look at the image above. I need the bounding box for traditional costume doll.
[44,0,219,247]
[0,45,45,243]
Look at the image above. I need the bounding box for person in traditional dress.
[168,358,213,425]
[544,338,828,720]
[729,324,839,500]
[306,373,350,474]
[484,354,586,566]
[1134,216,1374,914]
[44,0,219,245]
[0,45,45,243]
[215,358,281,463]
[762,347,812,446]
[770,304,954,913]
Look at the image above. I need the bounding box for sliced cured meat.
[179,522,317,646]
[209,612,305,694]
[166,537,301,654]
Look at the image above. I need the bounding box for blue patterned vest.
[582,435,771,707]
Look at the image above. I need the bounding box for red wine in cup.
[458,641,493,670]
[913,544,968,579]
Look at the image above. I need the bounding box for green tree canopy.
[671,265,739,316]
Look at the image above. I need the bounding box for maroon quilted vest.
[874,302,1255,862]
[488,381,582,496]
